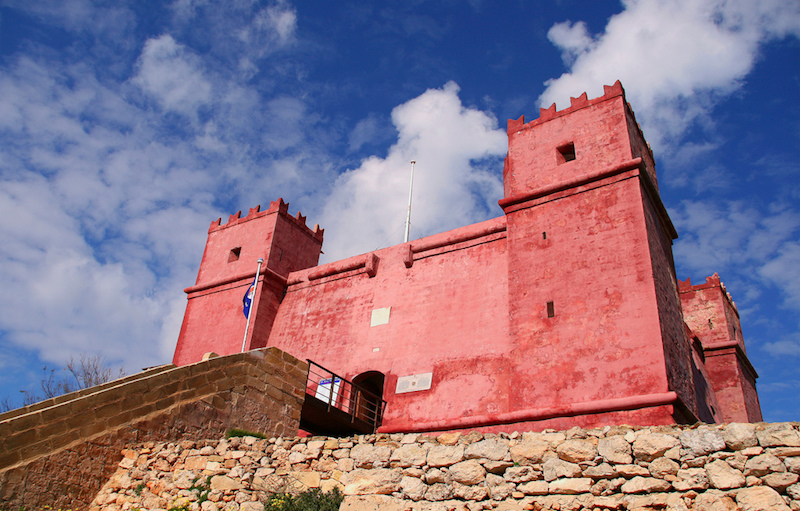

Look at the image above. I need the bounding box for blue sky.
[0,0,798,420]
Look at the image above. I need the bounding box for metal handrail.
[305,360,386,432]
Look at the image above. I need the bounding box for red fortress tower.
[172,81,761,432]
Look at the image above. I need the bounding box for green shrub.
[264,487,343,511]
[225,428,267,439]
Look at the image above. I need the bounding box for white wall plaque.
[370,307,391,326]
[395,372,433,394]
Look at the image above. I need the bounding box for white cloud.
[540,0,800,151]
[671,200,800,344]
[133,35,212,119]
[317,82,507,261]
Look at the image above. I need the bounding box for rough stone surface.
[723,423,758,451]
[620,476,672,494]
[745,452,786,476]
[449,460,486,485]
[465,439,509,461]
[556,438,597,463]
[680,427,726,457]
[62,423,799,511]
[706,460,746,489]
[598,435,633,464]
[542,457,582,481]
[758,424,800,448]
[633,433,680,461]
[736,486,792,511]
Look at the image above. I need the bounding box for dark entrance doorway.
[352,371,385,426]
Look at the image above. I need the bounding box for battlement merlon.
[207,198,324,242]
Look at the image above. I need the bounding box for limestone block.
[787,457,800,474]
[680,427,726,457]
[620,476,671,494]
[736,486,792,511]
[556,438,598,463]
[400,475,427,501]
[489,482,515,500]
[649,457,680,478]
[762,471,799,492]
[543,458,582,481]
[210,475,243,491]
[425,467,446,484]
[425,482,454,501]
[591,495,625,509]
[745,453,786,477]
[239,503,264,511]
[579,462,615,479]
[452,482,488,500]
[672,468,709,491]
[320,478,344,494]
[339,495,407,511]
[787,482,800,500]
[517,480,549,495]
[757,423,800,448]
[615,464,650,478]
[504,466,537,483]
[350,444,392,468]
[289,470,321,488]
[483,460,514,474]
[633,433,680,461]
[173,469,196,489]
[598,435,632,464]
[465,439,509,461]
[549,477,593,494]
[692,492,738,511]
[448,460,486,485]
[591,477,626,495]
[340,468,402,495]
[510,440,551,465]
[437,432,462,446]
[427,445,465,467]
[723,423,758,451]
[390,443,428,467]
[706,460,745,489]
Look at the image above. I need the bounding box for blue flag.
[243,283,255,317]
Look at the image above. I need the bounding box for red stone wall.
[640,178,697,420]
[680,277,762,423]
[268,217,512,431]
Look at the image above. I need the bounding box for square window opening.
[557,143,576,164]
[228,247,241,263]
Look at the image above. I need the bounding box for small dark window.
[557,142,576,164]
[228,247,241,262]
[542,232,547,240]
[547,301,555,318]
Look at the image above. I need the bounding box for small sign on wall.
[395,372,433,394]
[370,307,391,326]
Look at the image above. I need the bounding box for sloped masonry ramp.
[0,347,308,509]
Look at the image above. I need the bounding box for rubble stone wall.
[92,422,800,511]
[0,348,307,510]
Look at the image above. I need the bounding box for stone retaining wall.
[91,422,800,511]
[0,348,307,509]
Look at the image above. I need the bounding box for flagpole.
[404,160,416,243]
[241,257,264,353]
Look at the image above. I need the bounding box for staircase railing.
[305,360,386,433]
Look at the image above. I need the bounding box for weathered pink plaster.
[172,81,761,432]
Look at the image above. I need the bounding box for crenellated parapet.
[208,198,324,242]
[507,81,626,134]
[679,273,738,316]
